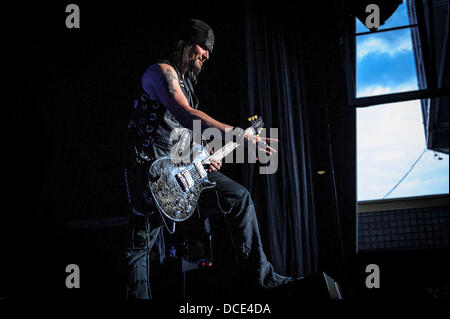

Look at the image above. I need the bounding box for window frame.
[349,0,448,109]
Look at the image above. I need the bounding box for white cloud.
[357,80,418,97]
[357,35,412,61]
[357,99,425,150]
[356,97,449,201]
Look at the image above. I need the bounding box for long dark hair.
[167,40,201,84]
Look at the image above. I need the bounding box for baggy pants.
[125,171,292,299]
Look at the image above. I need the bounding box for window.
[356,2,419,97]
[355,1,449,201]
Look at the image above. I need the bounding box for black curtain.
[2,1,356,299]
[243,5,319,279]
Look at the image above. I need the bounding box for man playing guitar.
[124,19,293,299]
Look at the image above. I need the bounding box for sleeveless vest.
[127,60,199,164]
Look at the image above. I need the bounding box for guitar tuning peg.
[248,117,252,122]
[255,115,258,119]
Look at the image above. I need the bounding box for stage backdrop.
[2,1,356,298]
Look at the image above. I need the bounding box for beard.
[186,58,203,84]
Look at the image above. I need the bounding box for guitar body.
[148,115,264,223]
[148,143,216,222]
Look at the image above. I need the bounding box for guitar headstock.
[247,115,264,136]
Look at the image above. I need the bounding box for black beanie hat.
[180,19,215,53]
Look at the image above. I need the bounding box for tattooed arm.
[143,63,277,156]
[144,63,233,134]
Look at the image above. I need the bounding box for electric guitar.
[148,116,264,222]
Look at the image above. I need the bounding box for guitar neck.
[202,127,255,165]
[202,141,238,165]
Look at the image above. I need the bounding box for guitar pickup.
[194,161,207,178]
[176,170,194,191]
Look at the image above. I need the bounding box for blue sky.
[355,2,449,201]
[357,29,417,95]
